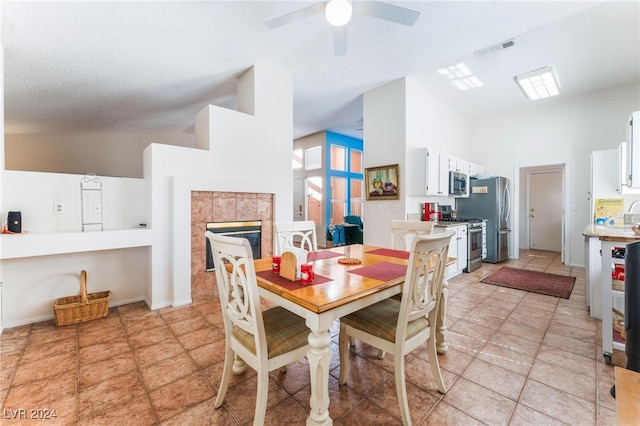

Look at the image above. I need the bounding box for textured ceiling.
[2,1,639,140]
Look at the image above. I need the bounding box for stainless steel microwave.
[449,171,467,195]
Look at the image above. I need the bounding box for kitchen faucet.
[628,200,640,213]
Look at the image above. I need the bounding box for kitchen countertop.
[582,223,640,242]
[434,219,487,228]
[434,221,470,228]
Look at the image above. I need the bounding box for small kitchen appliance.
[424,202,442,222]
[7,211,21,233]
[449,171,467,196]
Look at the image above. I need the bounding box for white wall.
[5,133,195,178]
[362,76,473,247]
[2,171,146,232]
[469,82,640,266]
[0,171,148,327]
[404,75,472,218]
[148,62,293,309]
[0,62,293,329]
[362,79,407,247]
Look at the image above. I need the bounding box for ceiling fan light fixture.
[325,0,352,27]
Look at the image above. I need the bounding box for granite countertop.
[583,223,640,242]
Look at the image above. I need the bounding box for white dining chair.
[391,219,435,251]
[375,219,436,359]
[273,220,318,255]
[338,231,454,426]
[206,232,310,426]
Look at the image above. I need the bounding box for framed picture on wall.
[365,164,399,200]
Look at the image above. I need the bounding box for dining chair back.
[391,220,435,251]
[274,220,318,255]
[206,232,310,425]
[338,231,454,426]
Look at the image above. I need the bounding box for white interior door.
[293,177,304,220]
[528,172,562,251]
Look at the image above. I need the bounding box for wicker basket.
[613,307,626,341]
[53,270,110,326]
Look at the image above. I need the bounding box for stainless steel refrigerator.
[456,176,510,263]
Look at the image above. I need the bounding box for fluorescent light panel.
[437,63,483,91]
[515,66,560,100]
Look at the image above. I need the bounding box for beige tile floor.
[0,249,627,425]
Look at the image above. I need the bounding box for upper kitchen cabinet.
[449,157,469,174]
[468,162,485,178]
[411,148,450,196]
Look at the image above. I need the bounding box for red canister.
[300,263,314,284]
[272,256,281,273]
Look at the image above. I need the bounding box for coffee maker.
[424,202,442,222]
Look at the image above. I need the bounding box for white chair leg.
[427,334,446,394]
[214,346,234,408]
[394,351,411,426]
[254,371,269,426]
[348,336,355,348]
[338,322,349,385]
[377,349,386,359]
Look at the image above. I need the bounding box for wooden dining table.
[248,244,455,426]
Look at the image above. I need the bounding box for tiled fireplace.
[190,191,274,299]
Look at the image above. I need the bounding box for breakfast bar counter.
[583,224,640,364]
[582,223,640,241]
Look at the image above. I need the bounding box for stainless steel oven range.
[437,206,487,273]
[464,219,486,272]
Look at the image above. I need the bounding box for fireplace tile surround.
[191,191,274,299]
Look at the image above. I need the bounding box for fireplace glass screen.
[206,221,262,271]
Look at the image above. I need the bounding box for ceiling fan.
[264,0,420,56]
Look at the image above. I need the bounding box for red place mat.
[256,270,332,291]
[348,262,407,281]
[366,248,410,259]
[307,251,343,261]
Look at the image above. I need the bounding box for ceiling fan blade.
[264,2,327,29]
[353,1,420,26]
[332,26,348,56]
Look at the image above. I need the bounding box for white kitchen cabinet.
[468,162,485,178]
[411,148,450,196]
[450,157,469,174]
[435,224,467,279]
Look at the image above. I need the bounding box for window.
[330,177,346,225]
[305,146,322,170]
[325,132,364,225]
[292,149,303,169]
[307,176,322,225]
[330,145,346,171]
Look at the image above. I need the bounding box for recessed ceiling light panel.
[515,66,561,100]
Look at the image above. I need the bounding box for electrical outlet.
[54,201,65,215]
[93,203,102,214]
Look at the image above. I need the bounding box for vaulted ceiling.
[2,1,639,140]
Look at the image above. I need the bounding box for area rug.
[480,267,575,299]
